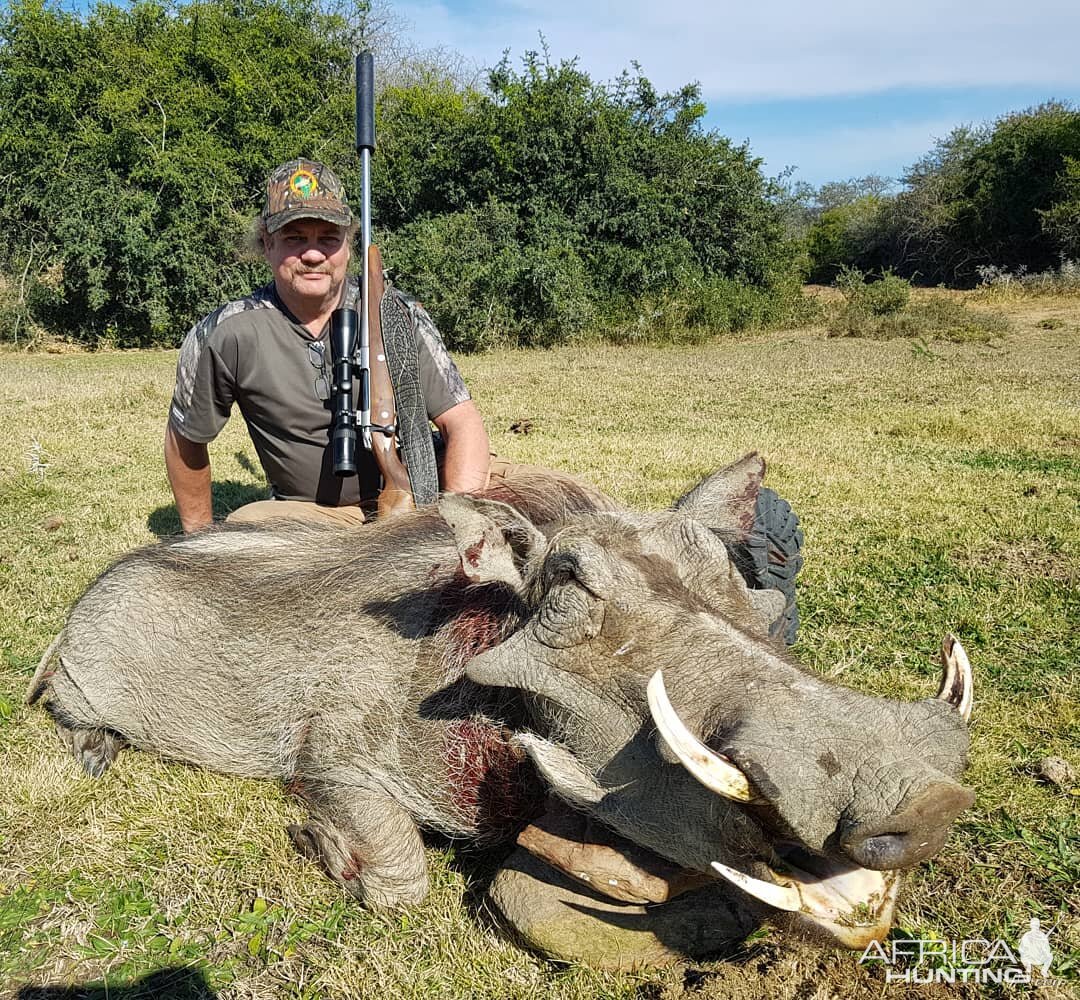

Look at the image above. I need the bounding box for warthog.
[27,455,974,968]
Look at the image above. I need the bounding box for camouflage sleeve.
[408,300,471,421]
[168,308,237,444]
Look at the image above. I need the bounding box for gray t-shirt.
[169,278,470,506]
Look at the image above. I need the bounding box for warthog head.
[445,457,974,945]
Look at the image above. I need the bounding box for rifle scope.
[329,307,358,475]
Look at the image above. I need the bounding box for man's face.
[264,219,351,313]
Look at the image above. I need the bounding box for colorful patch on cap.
[289,169,318,198]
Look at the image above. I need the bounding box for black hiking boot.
[731,487,804,645]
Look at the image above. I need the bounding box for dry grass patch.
[973,259,1080,302]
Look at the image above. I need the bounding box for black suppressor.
[329,307,358,476]
[356,52,375,152]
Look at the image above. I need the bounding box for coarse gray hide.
[27,455,974,968]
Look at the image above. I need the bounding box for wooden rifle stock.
[366,244,415,517]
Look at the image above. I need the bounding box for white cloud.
[393,0,1080,101]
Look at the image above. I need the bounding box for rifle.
[328,52,437,517]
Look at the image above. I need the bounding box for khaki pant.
[225,456,535,527]
[225,498,368,527]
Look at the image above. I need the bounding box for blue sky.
[393,0,1080,187]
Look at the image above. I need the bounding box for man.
[165,159,490,532]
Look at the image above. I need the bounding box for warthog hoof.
[486,847,765,971]
[288,820,428,910]
[54,722,124,778]
[288,821,371,903]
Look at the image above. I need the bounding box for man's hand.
[164,423,213,533]
[433,400,490,494]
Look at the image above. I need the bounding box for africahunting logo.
[289,169,318,198]
[859,917,1055,985]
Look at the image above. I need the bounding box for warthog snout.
[840,780,976,870]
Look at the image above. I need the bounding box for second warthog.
[27,455,974,967]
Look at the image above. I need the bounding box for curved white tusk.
[647,670,757,803]
[937,635,974,722]
[711,862,803,912]
[712,861,887,925]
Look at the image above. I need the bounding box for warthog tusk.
[711,861,804,912]
[937,635,973,722]
[711,860,893,926]
[647,670,757,803]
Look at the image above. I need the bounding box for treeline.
[801,103,1080,286]
[2,0,1077,351]
[0,0,803,349]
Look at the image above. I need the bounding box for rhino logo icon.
[1018,917,1053,977]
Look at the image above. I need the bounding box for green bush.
[595,271,818,345]
[829,269,1007,341]
[805,208,850,283]
[805,197,892,284]
[0,273,28,344]
[0,0,356,347]
[377,54,804,347]
[1039,156,1080,259]
[686,278,772,331]
[382,201,597,350]
[835,266,911,315]
[685,274,817,332]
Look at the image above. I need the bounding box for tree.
[800,176,897,283]
[1040,155,1080,259]
[0,0,361,344]
[885,106,1080,284]
[814,175,895,213]
[376,54,800,346]
[804,106,1080,286]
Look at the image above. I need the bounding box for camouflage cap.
[260,158,353,234]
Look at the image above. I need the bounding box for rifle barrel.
[356,52,376,450]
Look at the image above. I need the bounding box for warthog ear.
[512,733,605,808]
[671,452,765,541]
[643,517,779,633]
[439,494,547,587]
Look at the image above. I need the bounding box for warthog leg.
[487,847,765,971]
[50,714,125,778]
[288,777,429,910]
[31,646,127,778]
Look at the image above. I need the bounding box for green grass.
[1,295,1078,998]
[953,448,1080,479]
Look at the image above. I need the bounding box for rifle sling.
[369,248,439,507]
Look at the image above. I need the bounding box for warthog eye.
[545,551,580,586]
[542,541,610,600]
